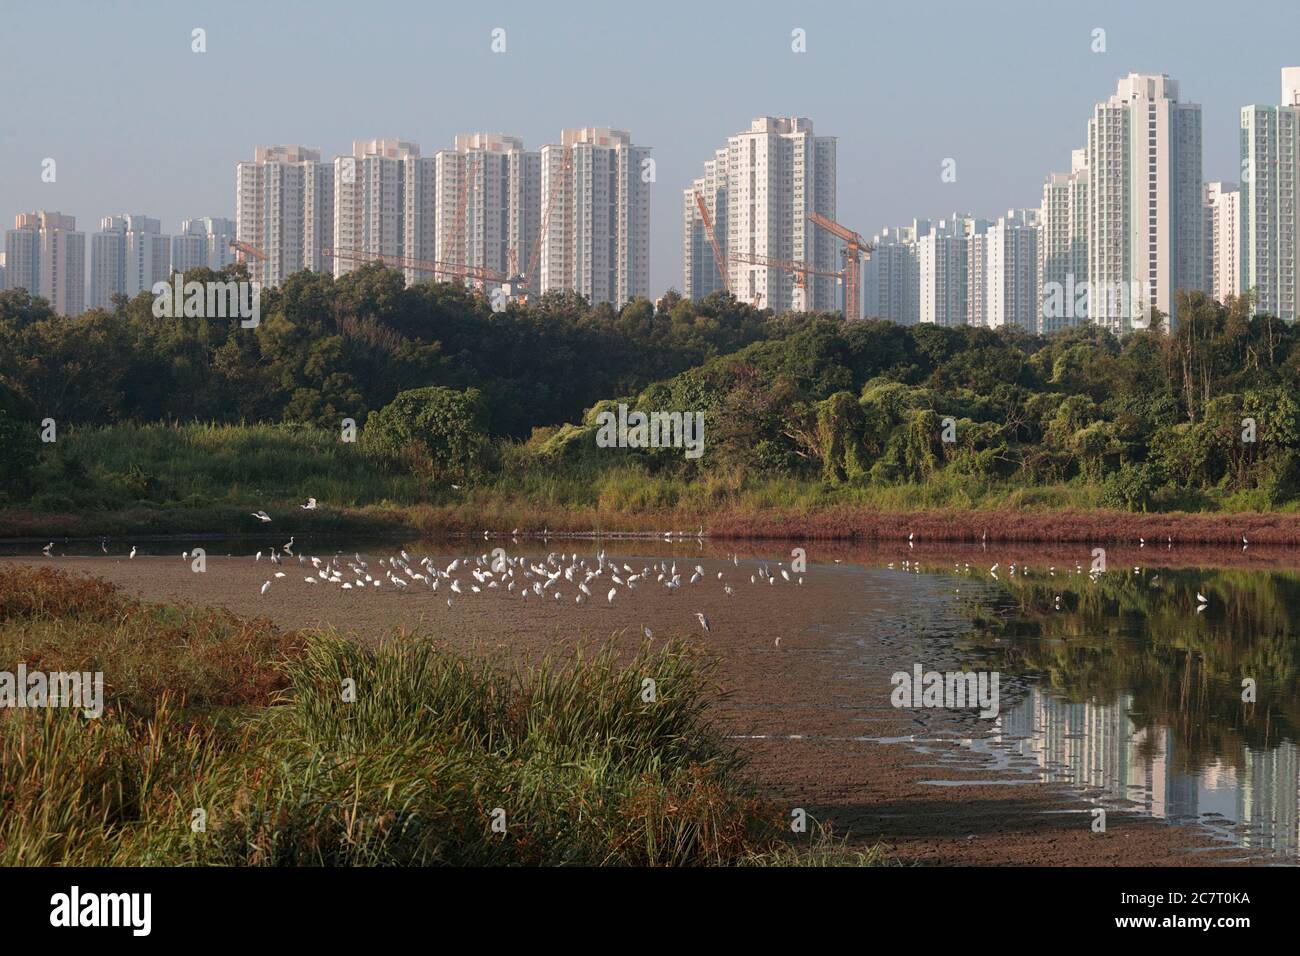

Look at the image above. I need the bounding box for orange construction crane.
[693,190,730,294]
[447,151,481,286]
[324,247,506,287]
[229,240,266,284]
[730,252,838,311]
[807,212,873,320]
[509,146,573,302]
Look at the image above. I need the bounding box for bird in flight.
[251,511,272,523]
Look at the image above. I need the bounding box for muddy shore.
[1,547,1268,866]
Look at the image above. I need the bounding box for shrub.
[363,386,492,483]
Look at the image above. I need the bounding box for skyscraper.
[541,128,651,308]
[682,147,728,301]
[1086,74,1203,332]
[333,139,420,279]
[1240,68,1300,322]
[91,215,170,309]
[686,117,836,313]
[3,212,84,315]
[236,145,331,287]
[917,214,985,327]
[985,209,1039,331]
[862,221,927,325]
[1037,149,1090,333]
[1203,182,1242,303]
[434,133,540,289]
[172,217,237,273]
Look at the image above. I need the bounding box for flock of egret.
[244,543,811,633]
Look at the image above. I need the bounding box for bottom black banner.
[0,864,1283,941]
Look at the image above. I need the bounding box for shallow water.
[9,532,1300,860]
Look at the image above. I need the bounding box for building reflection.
[992,687,1300,858]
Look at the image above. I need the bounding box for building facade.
[1086,74,1203,332]
[172,217,237,273]
[236,145,331,287]
[1203,182,1242,302]
[685,117,836,313]
[1037,149,1090,333]
[540,128,650,308]
[91,215,170,309]
[3,211,84,315]
[1240,68,1300,321]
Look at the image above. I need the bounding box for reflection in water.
[994,687,1299,858]
[964,564,1300,860]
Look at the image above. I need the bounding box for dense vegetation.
[3,264,1300,526]
[0,565,888,866]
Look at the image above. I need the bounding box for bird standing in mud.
[696,612,710,633]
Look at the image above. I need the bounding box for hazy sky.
[3,0,1298,297]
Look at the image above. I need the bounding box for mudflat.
[1,546,1253,866]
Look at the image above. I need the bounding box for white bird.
[129,546,137,560]
[1197,592,1209,605]
[304,577,317,584]
[41,542,53,556]
[607,587,617,604]
[696,613,710,633]
[274,572,285,578]
[643,626,653,639]
[300,498,318,510]
[260,581,271,595]
[251,511,272,523]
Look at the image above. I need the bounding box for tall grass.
[0,566,884,866]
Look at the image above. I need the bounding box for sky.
[3,0,1299,298]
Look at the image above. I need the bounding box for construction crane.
[807,212,873,320]
[693,190,730,295]
[324,248,506,287]
[505,145,573,303]
[446,151,481,287]
[228,240,266,284]
[730,252,838,311]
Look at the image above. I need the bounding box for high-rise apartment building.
[1240,68,1300,321]
[172,217,237,273]
[985,209,1039,330]
[1037,149,1090,333]
[3,212,84,315]
[917,214,985,327]
[862,221,927,325]
[91,215,170,309]
[1086,74,1203,333]
[434,133,540,289]
[686,117,836,313]
[333,139,421,279]
[540,128,651,308]
[331,138,436,284]
[236,145,332,287]
[683,147,729,301]
[1203,182,1241,302]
